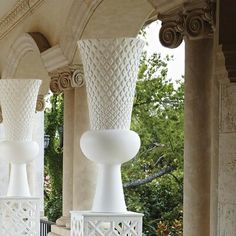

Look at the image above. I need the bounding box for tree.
[122,52,184,235]
[43,51,184,235]
[44,94,64,221]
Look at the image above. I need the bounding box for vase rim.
[0,78,42,82]
[78,37,144,43]
[0,79,42,85]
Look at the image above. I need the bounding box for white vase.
[0,79,41,197]
[78,38,144,212]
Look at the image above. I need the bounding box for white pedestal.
[0,197,40,236]
[71,211,143,236]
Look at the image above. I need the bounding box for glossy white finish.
[78,38,144,213]
[0,79,41,197]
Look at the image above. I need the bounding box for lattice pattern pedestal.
[0,197,40,236]
[71,211,143,236]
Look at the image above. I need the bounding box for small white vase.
[78,38,144,212]
[0,79,41,197]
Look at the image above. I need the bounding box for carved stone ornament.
[36,95,46,112]
[0,0,45,40]
[0,107,2,123]
[159,1,215,48]
[49,65,84,94]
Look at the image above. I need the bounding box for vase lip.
[0,78,42,82]
[78,37,144,43]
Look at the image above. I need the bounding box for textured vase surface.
[79,38,144,212]
[78,38,145,130]
[0,79,41,197]
[0,79,41,141]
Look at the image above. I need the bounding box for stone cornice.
[158,1,215,48]
[49,64,85,94]
[0,0,45,40]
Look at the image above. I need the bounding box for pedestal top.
[70,210,144,217]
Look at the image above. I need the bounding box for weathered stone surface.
[219,133,236,203]
[218,84,236,236]
[220,84,236,133]
[218,203,236,236]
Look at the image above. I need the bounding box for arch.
[60,0,154,63]
[2,32,50,79]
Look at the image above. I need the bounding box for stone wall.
[218,82,236,235]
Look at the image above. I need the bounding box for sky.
[141,21,185,82]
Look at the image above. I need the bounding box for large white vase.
[78,38,144,212]
[0,79,41,197]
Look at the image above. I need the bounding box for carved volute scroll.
[49,64,84,94]
[159,1,215,48]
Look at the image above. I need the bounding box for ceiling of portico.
[0,0,189,92]
[148,0,185,13]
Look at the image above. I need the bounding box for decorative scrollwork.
[159,22,184,48]
[158,2,215,48]
[49,64,84,94]
[58,71,72,91]
[71,68,85,87]
[50,77,62,94]
[36,95,45,112]
[185,9,213,38]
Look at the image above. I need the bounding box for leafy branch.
[123,165,176,188]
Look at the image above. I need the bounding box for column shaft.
[63,89,74,216]
[184,38,213,236]
[73,86,97,210]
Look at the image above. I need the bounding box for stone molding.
[41,45,69,73]
[59,0,103,62]
[0,0,45,40]
[158,1,215,48]
[2,32,50,79]
[221,45,236,83]
[49,64,84,94]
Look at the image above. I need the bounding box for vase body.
[78,38,144,212]
[0,79,41,197]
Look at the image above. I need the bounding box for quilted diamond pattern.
[78,38,144,130]
[0,79,41,141]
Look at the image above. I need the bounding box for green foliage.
[123,52,184,235]
[44,94,64,222]
[43,51,184,234]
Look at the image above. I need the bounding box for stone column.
[216,47,236,236]
[49,65,96,232]
[158,2,215,236]
[62,89,74,218]
[29,111,45,215]
[184,38,213,236]
[73,86,97,211]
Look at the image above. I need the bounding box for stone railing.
[0,197,40,236]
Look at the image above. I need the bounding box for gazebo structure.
[0,0,234,235]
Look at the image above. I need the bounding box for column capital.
[159,1,215,48]
[49,64,85,94]
[36,95,46,112]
